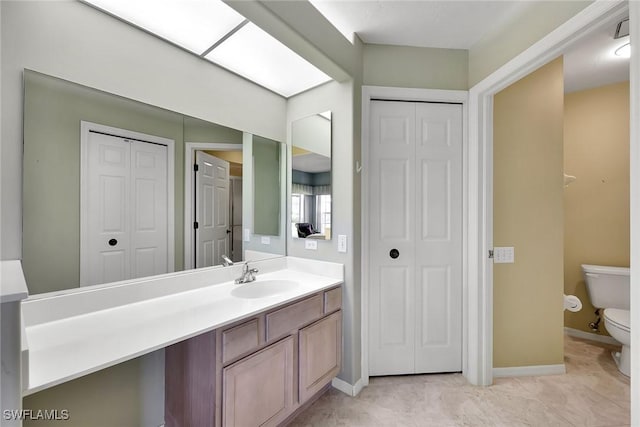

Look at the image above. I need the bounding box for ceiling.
[563,17,630,93]
[311,0,630,92]
[309,0,530,49]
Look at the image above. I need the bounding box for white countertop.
[21,257,343,395]
[1,260,29,303]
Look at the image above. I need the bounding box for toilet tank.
[582,264,630,310]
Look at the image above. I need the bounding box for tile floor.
[291,335,630,426]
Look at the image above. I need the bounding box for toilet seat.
[604,308,630,333]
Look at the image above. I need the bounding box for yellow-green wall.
[564,81,630,334]
[493,57,565,368]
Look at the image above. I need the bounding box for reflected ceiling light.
[85,0,245,54]
[205,23,331,97]
[615,42,631,58]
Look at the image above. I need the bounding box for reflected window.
[318,195,331,237]
[292,193,305,224]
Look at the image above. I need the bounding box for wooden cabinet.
[223,337,295,427]
[299,311,342,403]
[166,285,342,427]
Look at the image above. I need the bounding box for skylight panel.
[205,23,332,97]
[85,0,245,54]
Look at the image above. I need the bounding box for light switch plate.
[493,247,515,263]
[337,235,347,253]
[304,240,317,250]
[261,236,270,245]
[243,228,250,242]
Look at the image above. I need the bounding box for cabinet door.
[299,311,342,403]
[223,336,294,427]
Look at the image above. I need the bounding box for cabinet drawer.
[324,287,342,313]
[266,294,323,342]
[222,319,260,364]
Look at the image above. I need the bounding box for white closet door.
[195,151,230,268]
[369,101,417,375]
[414,103,463,373]
[368,100,463,376]
[83,132,168,286]
[130,140,168,279]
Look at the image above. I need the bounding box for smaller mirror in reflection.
[291,111,331,240]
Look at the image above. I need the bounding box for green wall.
[363,44,468,90]
[252,135,281,236]
[23,70,242,295]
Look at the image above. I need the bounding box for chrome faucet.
[221,254,234,267]
[235,262,259,284]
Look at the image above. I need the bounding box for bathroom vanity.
[165,285,342,426]
[18,257,344,426]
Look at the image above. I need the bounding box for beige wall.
[493,57,565,368]
[363,44,468,90]
[564,82,630,334]
[468,1,591,87]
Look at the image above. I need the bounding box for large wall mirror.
[22,70,286,295]
[290,111,332,240]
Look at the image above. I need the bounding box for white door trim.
[184,142,242,270]
[80,121,175,285]
[361,86,468,387]
[629,3,640,425]
[467,0,629,386]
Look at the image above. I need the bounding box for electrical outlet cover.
[305,240,317,250]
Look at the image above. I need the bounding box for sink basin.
[231,280,299,299]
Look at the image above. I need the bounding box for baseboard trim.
[564,327,619,345]
[493,364,566,378]
[331,377,364,396]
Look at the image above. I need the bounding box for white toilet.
[582,264,630,376]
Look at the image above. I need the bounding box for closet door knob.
[389,249,400,259]
[108,238,118,246]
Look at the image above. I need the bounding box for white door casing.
[81,122,174,286]
[195,151,230,268]
[368,100,463,376]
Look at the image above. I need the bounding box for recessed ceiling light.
[615,42,631,58]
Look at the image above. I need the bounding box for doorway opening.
[184,143,243,270]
